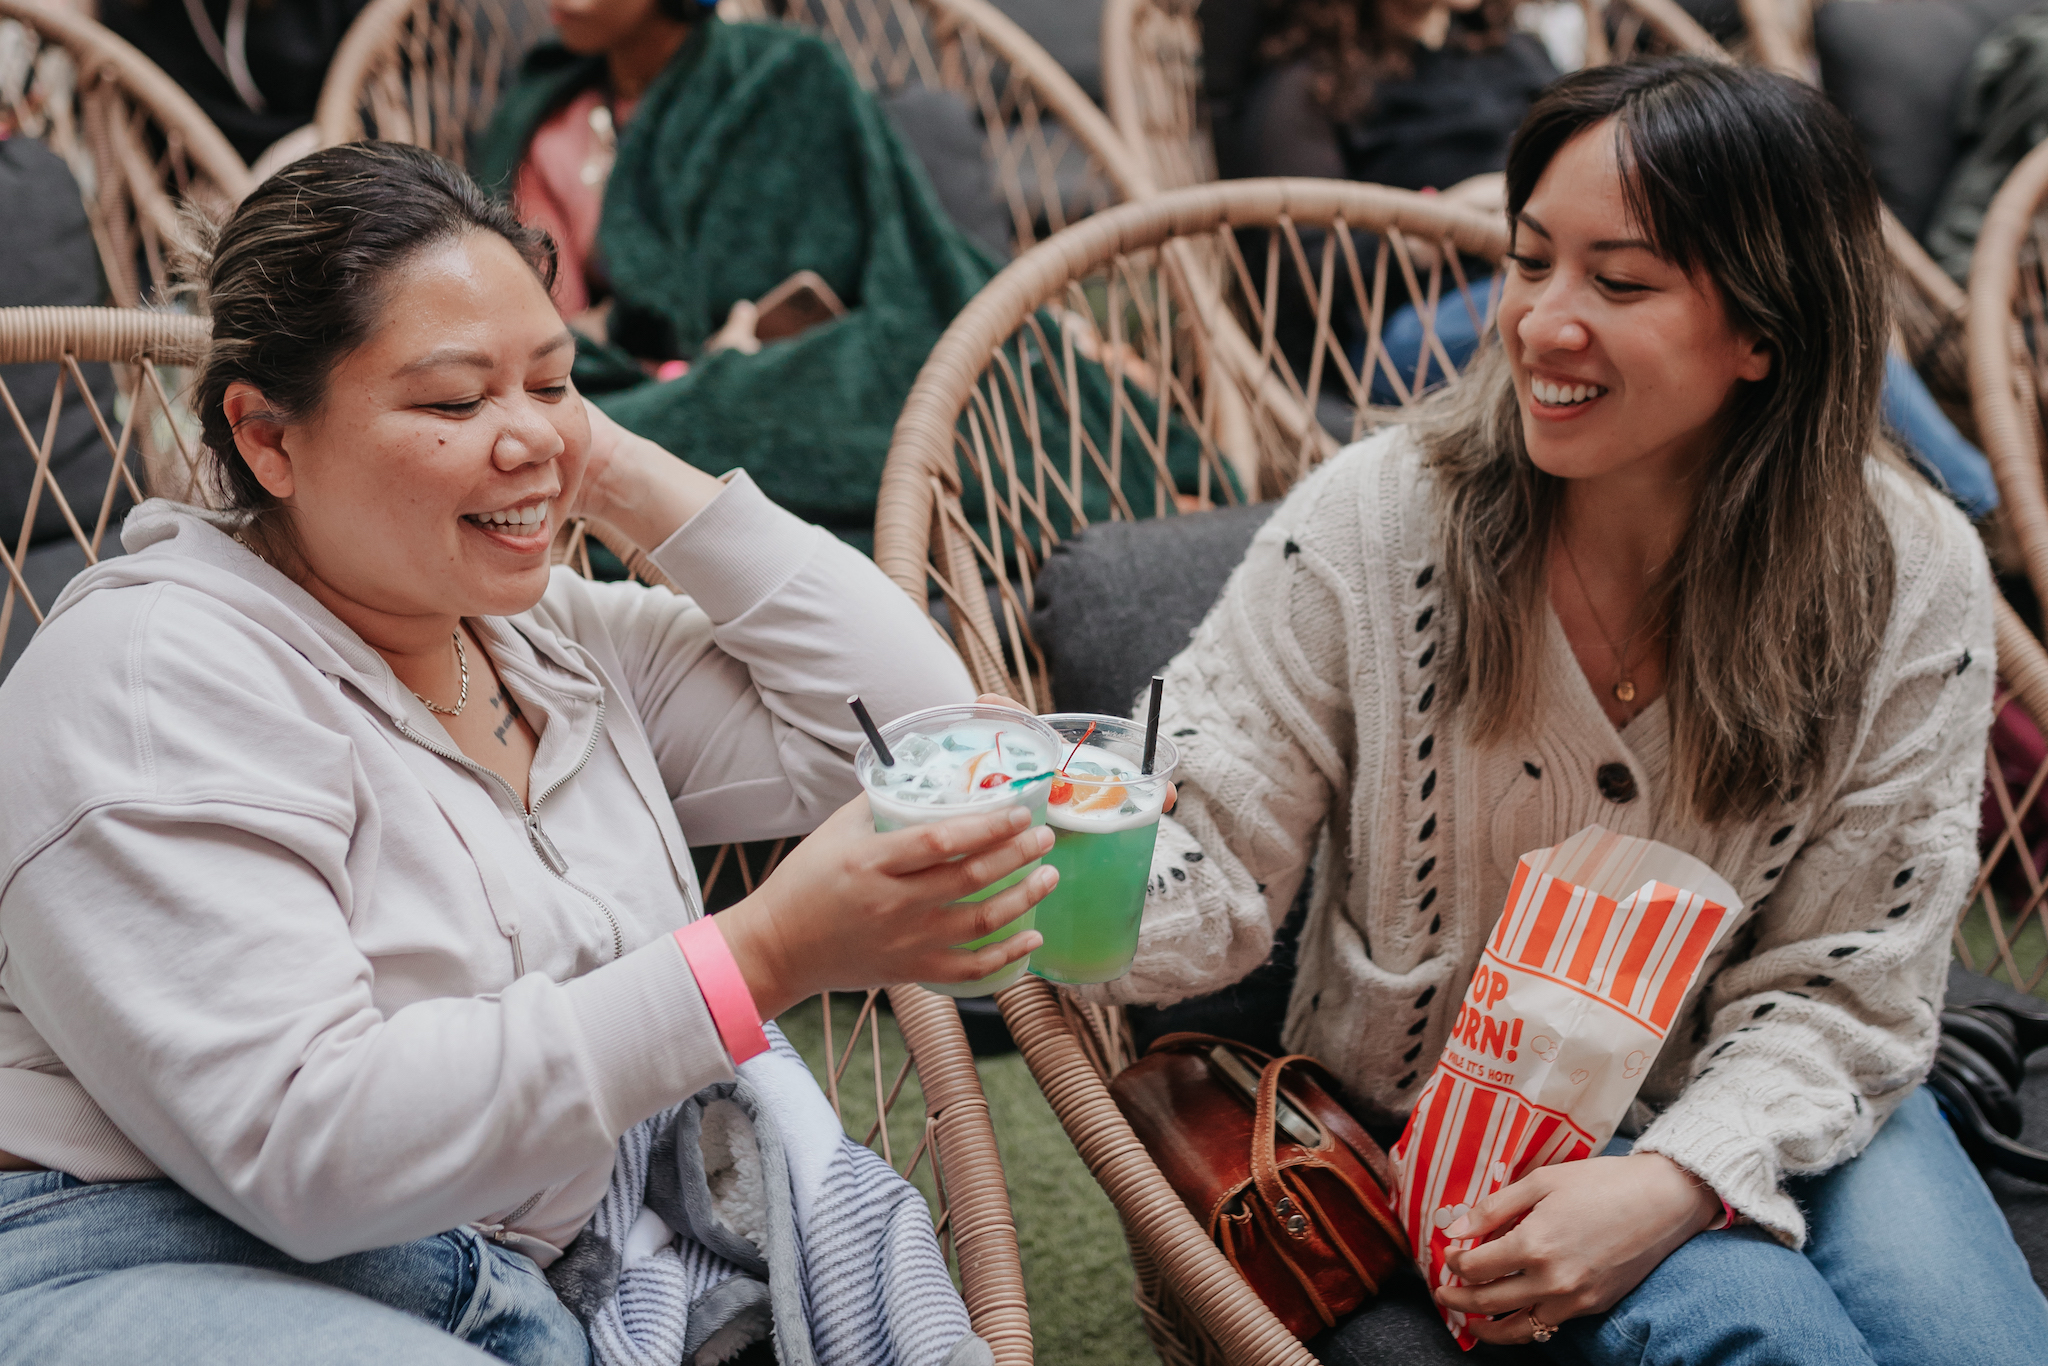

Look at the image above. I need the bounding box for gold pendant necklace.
[1557,531,1655,707]
[413,631,470,717]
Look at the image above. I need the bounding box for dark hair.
[192,141,557,517]
[1259,0,1516,123]
[1422,58,1899,823]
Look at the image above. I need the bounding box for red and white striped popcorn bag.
[1390,824,1742,1347]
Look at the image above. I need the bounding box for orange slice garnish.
[1069,781,1129,812]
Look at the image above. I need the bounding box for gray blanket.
[547,1023,991,1366]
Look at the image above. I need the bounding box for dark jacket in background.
[98,0,368,164]
[1335,34,1556,191]
[1927,8,2048,283]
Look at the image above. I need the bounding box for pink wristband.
[673,918,769,1065]
[1708,1198,1737,1231]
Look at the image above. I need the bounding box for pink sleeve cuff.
[673,918,770,1065]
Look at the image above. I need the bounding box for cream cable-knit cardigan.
[1088,429,1996,1246]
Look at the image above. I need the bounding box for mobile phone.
[752,270,847,344]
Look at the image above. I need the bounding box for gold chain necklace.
[1557,531,1659,707]
[413,631,470,717]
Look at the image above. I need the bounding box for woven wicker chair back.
[0,304,1031,1364]
[0,0,254,309]
[0,306,210,651]
[314,0,1146,254]
[875,178,1506,709]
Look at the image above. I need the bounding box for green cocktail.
[857,703,1064,998]
[1030,714,1180,984]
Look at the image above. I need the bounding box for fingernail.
[1034,825,1054,851]
[1019,932,1043,951]
[1445,1218,1470,1239]
[1007,807,1031,829]
[1036,865,1060,890]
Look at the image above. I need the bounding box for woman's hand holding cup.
[714,793,1058,1020]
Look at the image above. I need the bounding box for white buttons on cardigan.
[1596,763,1638,803]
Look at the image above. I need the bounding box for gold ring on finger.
[1528,1307,1556,1343]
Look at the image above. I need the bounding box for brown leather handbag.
[1107,1032,1412,1339]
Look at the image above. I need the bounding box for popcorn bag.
[1390,825,1742,1347]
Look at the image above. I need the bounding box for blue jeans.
[0,1172,590,1365]
[1364,283,2001,520]
[1543,1088,2048,1365]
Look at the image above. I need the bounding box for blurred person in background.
[472,0,1001,550]
[98,0,368,166]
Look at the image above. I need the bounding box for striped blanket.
[547,1023,991,1366]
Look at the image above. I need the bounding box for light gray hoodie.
[0,474,972,1265]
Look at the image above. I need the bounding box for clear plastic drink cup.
[1029,713,1180,984]
[855,703,1064,998]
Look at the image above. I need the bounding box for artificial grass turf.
[778,994,1155,1365]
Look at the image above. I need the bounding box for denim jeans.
[1362,281,2001,520]
[1541,1088,2048,1366]
[0,1171,590,1366]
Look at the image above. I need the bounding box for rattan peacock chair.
[872,175,1506,1362]
[0,0,254,308]
[0,304,1033,1365]
[314,0,1151,253]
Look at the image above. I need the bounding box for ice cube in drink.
[856,704,1063,997]
[1030,714,1179,984]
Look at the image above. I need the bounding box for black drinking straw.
[848,696,894,766]
[1141,675,1165,774]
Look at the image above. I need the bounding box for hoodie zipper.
[396,698,624,961]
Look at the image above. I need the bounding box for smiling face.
[1498,119,1772,489]
[234,231,587,627]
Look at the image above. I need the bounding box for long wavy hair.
[1419,59,1903,824]
[1259,0,1516,123]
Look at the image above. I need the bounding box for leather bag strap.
[1251,1054,1322,1218]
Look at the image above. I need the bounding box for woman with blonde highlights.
[1084,59,2048,1360]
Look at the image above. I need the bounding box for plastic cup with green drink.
[853,701,1062,998]
[1029,707,1179,984]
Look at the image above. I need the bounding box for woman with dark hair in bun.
[0,141,1043,1364]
